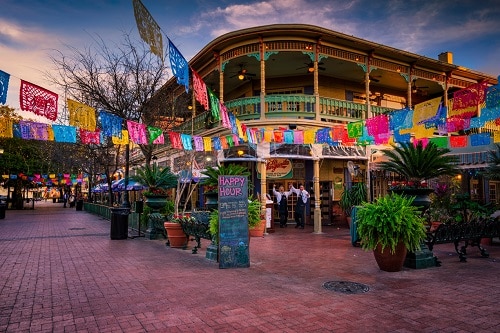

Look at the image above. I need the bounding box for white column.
[313,159,322,234]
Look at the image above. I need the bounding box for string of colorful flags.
[1,0,500,153]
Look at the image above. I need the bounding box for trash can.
[0,202,6,219]
[350,206,359,246]
[110,207,130,240]
[266,199,275,233]
[75,199,83,211]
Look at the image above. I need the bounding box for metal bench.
[179,211,213,254]
[425,217,500,264]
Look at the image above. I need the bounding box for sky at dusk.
[1,0,499,119]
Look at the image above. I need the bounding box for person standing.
[63,192,68,208]
[273,185,292,228]
[290,184,310,229]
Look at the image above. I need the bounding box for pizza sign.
[265,158,293,179]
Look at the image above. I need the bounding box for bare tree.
[48,32,170,157]
[46,32,178,206]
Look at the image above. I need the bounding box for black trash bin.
[0,203,6,219]
[110,207,130,240]
[75,200,83,211]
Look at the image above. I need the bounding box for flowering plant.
[170,215,196,224]
[204,185,217,193]
[388,180,428,191]
[143,187,169,196]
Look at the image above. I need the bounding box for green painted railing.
[173,95,396,134]
[83,202,141,229]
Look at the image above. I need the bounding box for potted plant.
[378,142,460,269]
[130,163,178,200]
[339,182,367,227]
[130,163,178,239]
[379,141,460,211]
[425,182,457,231]
[356,193,427,272]
[164,215,192,248]
[247,197,265,237]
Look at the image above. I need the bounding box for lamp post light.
[120,143,131,209]
[110,143,131,240]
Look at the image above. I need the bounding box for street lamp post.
[121,143,131,209]
[110,143,131,240]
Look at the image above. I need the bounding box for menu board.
[218,175,249,269]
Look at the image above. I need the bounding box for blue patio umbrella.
[113,178,146,191]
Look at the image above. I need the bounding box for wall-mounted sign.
[258,158,293,179]
[218,175,249,269]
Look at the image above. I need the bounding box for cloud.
[0,18,48,49]
[182,0,359,40]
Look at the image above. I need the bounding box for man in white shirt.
[290,184,310,229]
[273,185,292,228]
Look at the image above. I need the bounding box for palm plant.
[482,144,500,180]
[379,141,460,185]
[339,182,367,217]
[130,163,177,195]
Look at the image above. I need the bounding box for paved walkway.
[0,201,499,333]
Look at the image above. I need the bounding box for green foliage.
[170,215,196,224]
[380,142,460,183]
[450,193,495,223]
[247,197,262,228]
[482,144,500,180]
[130,163,177,195]
[339,182,367,217]
[140,200,174,227]
[208,210,219,243]
[356,193,427,254]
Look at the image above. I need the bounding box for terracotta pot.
[480,238,492,246]
[429,221,442,233]
[373,241,407,272]
[249,220,265,237]
[346,216,352,229]
[164,222,188,248]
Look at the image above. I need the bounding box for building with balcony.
[140,24,498,231]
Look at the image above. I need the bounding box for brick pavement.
[0,200,499,332]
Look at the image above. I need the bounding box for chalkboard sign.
[218,175,249,269]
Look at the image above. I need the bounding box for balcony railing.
[174,95,396,134]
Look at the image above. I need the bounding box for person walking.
[290,184,310,229]
[272,185,292,228]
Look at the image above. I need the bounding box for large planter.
[144,195,168,211]
[204,191,218,210]
[249,220,266,237]
[164,222,188,248]
[373,241,408,272]
[390,188,434,212]
[144,195,168,240]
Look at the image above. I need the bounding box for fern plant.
[356,193,427,254]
